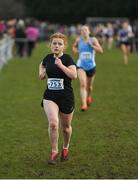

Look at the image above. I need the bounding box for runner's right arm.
[39,62,46,80]
[72,37,80,53]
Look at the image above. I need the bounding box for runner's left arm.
[89,37,103,53]
[55,58,77,80]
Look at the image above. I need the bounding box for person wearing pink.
[25,25,39,56]
[0,21,6,34]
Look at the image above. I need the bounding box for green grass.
[0,41,138,179]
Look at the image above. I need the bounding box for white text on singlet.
[80,52,92,60]
[48,78,64,90]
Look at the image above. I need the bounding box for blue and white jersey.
[77,38,96,71]
[118,29,129,42]
[107,29,114,37]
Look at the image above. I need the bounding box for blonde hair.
[81,25,90,32]
[50,32,67,49]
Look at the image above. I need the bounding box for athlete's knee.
[49,122,58,131]
[80,82,86,88]
[124,51,128,55]
[88,85,92,91]
[63,125,72,134]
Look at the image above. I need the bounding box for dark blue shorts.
[77,66,96,77]
[119,41,130,46]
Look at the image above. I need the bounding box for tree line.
[0,0,137,24]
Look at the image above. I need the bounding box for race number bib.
[80,52,92,60]
[47,78,64,90]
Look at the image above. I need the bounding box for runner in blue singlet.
[73,25,103,111]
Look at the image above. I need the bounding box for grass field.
[0,40,138,179]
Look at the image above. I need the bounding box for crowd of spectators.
[0,18,138,69]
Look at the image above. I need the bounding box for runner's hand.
[55,58,63,68]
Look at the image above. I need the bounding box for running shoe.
[87,96,92,106]
[61,148,69,161]
[81,105,87,111]
[48,151,59,165]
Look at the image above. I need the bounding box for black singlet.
[41,53,76,113]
